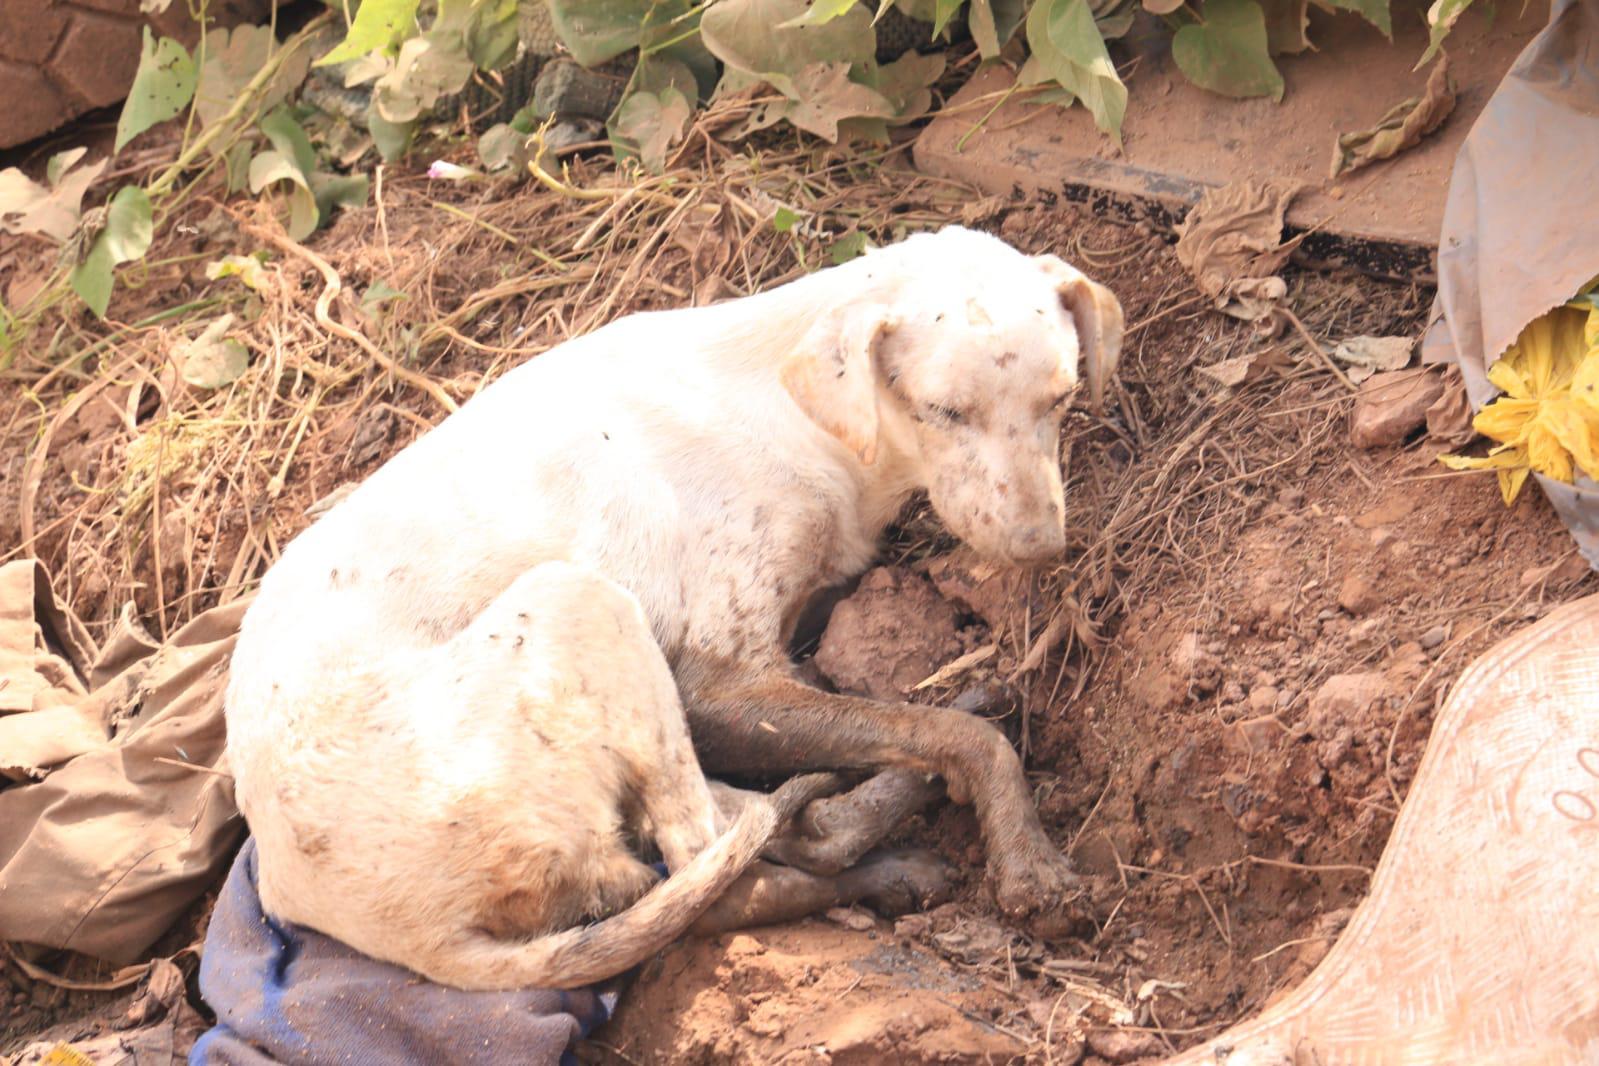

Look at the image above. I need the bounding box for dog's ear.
[1033,254,1125,413]
[781,312,897,465]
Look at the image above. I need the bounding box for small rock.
[1221,679,1247,703]
[826,906,878,932]
[1350,368,1446,449]
[1225,714,1286,755]
[1278,487,1306,508]
[1086,1028,1164,1062]
[1337,574,1382,616]
[1307,673,1391,731]
[1419,624,1450,651]
[1248,685,1281,714]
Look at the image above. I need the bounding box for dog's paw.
[989,844,1086,937]
[853,848,955,916]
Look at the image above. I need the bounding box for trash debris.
[1423,0,1599,564]
[192,839,616,1065]
[1439,300,1599,504]
[1329,56,1457,180]
[1331,334,1414,384]
[1174,178,1305,321]
[1350,367,1446,449]
[11,958,205,1066]
[0,560,246,964]
[1425,365,1476,446]
[1197,346,1294,387]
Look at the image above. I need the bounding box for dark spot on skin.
[603,432,610,440]
[534,731,551,746]
[514,635,525,649]
[517,612,528,620]
[995,351,1017,368]
[489,633,499,641]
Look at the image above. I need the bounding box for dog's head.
[781,227,1123,566]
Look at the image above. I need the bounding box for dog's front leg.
[683,668,1083,930]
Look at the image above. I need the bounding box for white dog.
[224,226,1123,991]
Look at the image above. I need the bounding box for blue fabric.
[192,838,620,1065]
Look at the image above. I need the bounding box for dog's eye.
[922,403,965,426]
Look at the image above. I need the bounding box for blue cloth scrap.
[192,838,619,1065]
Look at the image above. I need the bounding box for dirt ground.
[3,139,1595,1063]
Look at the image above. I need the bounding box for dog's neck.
[702,261,926,539]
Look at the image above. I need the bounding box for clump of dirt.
[814,567,980,701]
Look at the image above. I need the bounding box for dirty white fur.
[225,226,1123,990]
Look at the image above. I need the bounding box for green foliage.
[1418,0,1472,67]
[116,29,198,151]
[70,186,153,318]
[248,108,370,240]
[1019,0,1128,143]
[1172,0,1284,101]
[316,0,422,66]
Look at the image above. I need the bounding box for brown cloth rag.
[0,559,248,964]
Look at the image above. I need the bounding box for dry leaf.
[1329,57,1456,180]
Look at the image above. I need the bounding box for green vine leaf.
[1321,0,1391,37]
[780,0,864,27]
[1172,0,1284,101]
[968,0,1026,56]
[115,28,197,151]
[1020,0,1128,145]
[1416,0,1470,66]
[931,0,966,37]
[316,0,421,66]
[1258,0,1310,54]
[70,186,153,318]
[610,87,694,172]
[195,24,311,129]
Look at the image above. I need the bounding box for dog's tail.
[413,772,842,991]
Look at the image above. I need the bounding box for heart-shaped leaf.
[1020,0,1128,144]
[610,87,694,172]
[115,29,196,151]
[1172,0,1283,101]
[1416,0,1469,66]
[0,148,107,242]
[248,151,318,240]
[316,0,421,66]
[967,0,1027,55]
[1321,0,1391,37]
[195,25,311,129]
[70,185,153,317]
[178,316,249,389]
[780,0,864,27]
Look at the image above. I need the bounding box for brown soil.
[4,137,1594,1065]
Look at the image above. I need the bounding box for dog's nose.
[1010,522,1066,563]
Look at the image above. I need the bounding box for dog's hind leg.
[691,850,953,935]
[711,770,945,876]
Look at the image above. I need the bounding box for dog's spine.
[422,772,842,991]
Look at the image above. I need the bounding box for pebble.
[1419,624,1450,651]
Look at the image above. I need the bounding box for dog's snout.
[1010,521,1066,563]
